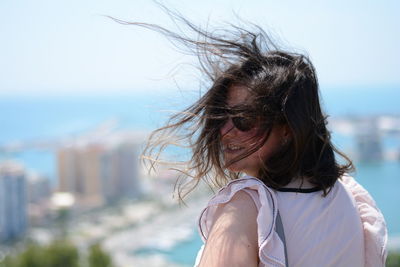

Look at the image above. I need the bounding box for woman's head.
[218,84,290,177]
[197,49,351,193]
[135,12,353,199]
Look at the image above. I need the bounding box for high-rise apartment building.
[57,146,84,194]
[57,136,142,208]
[100,142,141,203]
[57,144,104,208]
[0,162,27,241]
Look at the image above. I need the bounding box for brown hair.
[112,8,354,200]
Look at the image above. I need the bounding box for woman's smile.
[224,143,245,153]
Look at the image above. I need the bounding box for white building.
[0,162,27,242]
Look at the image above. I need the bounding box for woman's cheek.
[237,128,262,143]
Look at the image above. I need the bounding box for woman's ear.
[282,124,292,138]
[280,124,292,145]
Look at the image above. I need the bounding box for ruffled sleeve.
[196,176,286,267]
[340,174,388,267]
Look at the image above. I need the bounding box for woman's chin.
[225,162,246,173]
[226,166,241,173]
[225,162,258,177]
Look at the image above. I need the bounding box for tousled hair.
[111,6,354,201]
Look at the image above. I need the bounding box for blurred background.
[0,0,399,266]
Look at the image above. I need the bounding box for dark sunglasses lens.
[232,117,256,131]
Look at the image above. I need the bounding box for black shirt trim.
[276,187,321,193]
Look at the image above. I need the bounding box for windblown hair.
[112,7,354,200]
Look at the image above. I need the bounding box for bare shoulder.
[198,190,259,267]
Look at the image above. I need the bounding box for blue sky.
[0,0,399,96]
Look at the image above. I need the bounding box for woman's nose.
[220,118,235,137]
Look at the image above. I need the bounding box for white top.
[194,174,387,267]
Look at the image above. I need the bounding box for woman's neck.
[283,177,314,189]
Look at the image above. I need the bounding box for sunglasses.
[216,106,259,132]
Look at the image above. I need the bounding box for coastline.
[102,193,210,267]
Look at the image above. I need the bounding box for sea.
[0,86,399,265]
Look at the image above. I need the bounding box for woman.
[134,11,388,267]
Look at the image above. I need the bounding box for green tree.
[0,240,117,267]
[387,250,400,267]
[43,240,80,267]
[0,255,16,267]
[16,244,45,267]
[88,243,113,267]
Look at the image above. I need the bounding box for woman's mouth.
[224,143,245,153]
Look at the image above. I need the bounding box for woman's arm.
[198,190,259,267]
